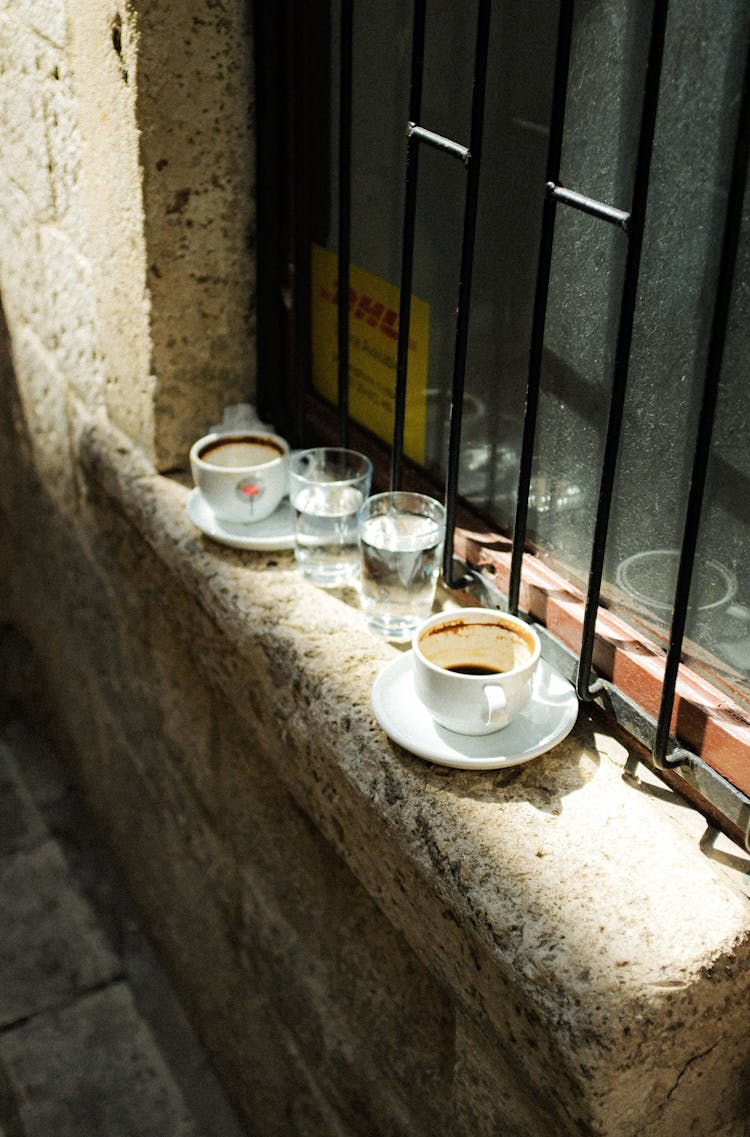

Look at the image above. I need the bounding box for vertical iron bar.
[337,0,353,446]
[443,0,492,585]
[391,0,427,490]
[253,1,285,433]
[576,0,669,700]
[292,0,309,444]
[508,0,574,615]
[653,28,750,768]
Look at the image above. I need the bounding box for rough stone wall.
[2,356,749,1137]
[0,0,255,474]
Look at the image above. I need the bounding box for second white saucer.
[371,651,578,770]
[187,488,296,550]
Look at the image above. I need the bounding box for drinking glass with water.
[289,448,373,586]
[358,491,446,641]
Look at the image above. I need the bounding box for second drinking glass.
[358,491,446,641]
[289,448,373,587]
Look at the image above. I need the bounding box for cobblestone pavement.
[0,716,247,1137]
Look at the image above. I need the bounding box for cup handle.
[484,685,508,728]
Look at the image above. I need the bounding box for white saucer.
[187,488,296,550]
[371,652,578,770]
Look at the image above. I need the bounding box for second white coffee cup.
[412,608,541,735]
[190,430,290,524]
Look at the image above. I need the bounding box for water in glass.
[293,483,365,586]
[360,511,444,640]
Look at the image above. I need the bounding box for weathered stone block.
[217,715,456,1136]
[38,227,100,403]
[67,3,155,460]
[0,983,199,1137]
[0,841,120,1027]
[5,329,75,510]
[0,741,46,855]
[4,0,67,48]
[453,1010,566,1137]
[20,726,72,805]
[0,19,56,218]
[0,186,47,349]
[136,0,257,467]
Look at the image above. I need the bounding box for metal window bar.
[291,1,312,446]
[389,0,426,491]
[653,28,750,773]
[337,0,353,446]
[390,0,491,596]
[508,0,669,708]
[507,0,574,619]
[575,0,668,703]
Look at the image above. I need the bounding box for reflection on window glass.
[304,0,750,709]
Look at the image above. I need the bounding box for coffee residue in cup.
[198,436,284,468]
[419,618,533,674]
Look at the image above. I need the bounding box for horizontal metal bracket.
[408,122,471,165]
[546,182,630,229]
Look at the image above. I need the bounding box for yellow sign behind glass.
[310,244,429,464]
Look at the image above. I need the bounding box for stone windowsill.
[79,419,750,1137]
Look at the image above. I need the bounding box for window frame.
[254,0,750,851]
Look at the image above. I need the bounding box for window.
[254,1,750,847]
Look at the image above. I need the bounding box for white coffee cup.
[190,431,290,523]
[412,608,541,735]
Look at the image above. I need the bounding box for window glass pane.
[700,187,750,709]
[603,0,750,707]
[302,0,750,709]
[459,2,556,511]
[308,0,556,481]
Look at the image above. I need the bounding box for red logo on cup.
[236,477,265,508]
